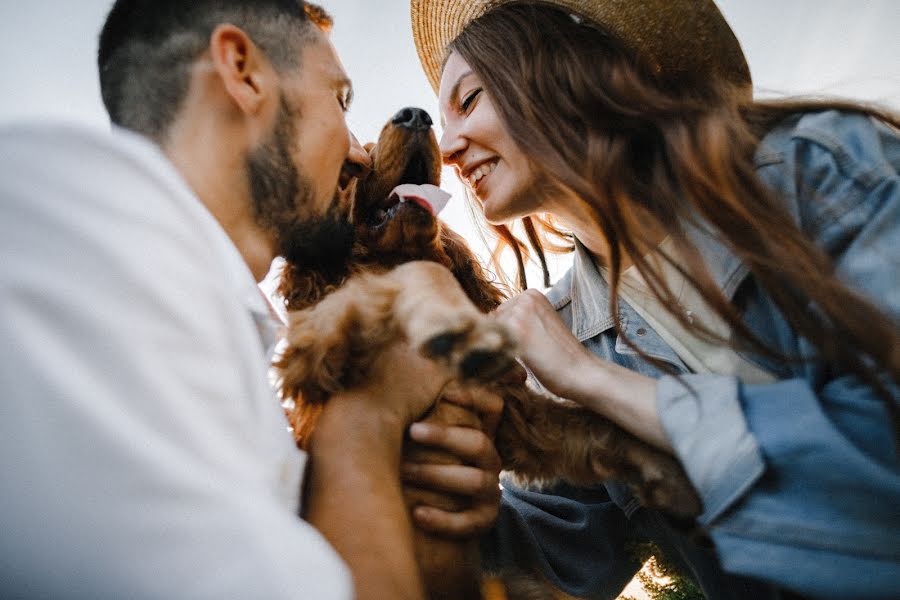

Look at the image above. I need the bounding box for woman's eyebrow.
[441,71,475,127]
[447,71,475,105]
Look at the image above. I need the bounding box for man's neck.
[163,125,274,283]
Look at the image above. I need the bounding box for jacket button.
[636,328,647,336]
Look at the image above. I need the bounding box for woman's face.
[438,51,541,224]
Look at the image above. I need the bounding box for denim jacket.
[482,111,900,599]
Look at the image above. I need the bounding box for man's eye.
[460,88,482,112]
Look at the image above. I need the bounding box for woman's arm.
[495,289,673,452]
[497,111,900,598]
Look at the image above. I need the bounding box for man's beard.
[246,97,354,280]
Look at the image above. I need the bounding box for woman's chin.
[481,196,516,225]
[482,206,509,225]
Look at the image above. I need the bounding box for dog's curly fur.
[275,109,701,599]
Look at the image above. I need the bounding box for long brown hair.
[449,3,900,431]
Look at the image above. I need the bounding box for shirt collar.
[215,242,286,359]
[110,125,287,358]
[549,222,749,341]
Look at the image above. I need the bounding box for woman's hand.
[401,386,504,538]
[494,289,593,399]
[496,289,674,452]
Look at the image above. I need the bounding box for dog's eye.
[368,208,388,227]
[460,88,482,113]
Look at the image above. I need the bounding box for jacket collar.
[546,222,749,342]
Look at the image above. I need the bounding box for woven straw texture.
[410,0,750,93]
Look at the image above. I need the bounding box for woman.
[409,0,900,598]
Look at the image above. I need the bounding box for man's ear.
[209,24,273,116]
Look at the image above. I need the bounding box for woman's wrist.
[555,349,612,405]
[565,356,674,452]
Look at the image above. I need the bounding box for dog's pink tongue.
[390,184,451,216]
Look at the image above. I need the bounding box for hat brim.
[411,0,750,94]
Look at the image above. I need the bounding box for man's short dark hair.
[98,0,333,142]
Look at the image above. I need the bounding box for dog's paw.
[419,316,517,381]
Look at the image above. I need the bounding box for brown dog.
[276,107,700,599]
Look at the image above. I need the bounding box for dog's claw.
[419,318,516,382]
[460,349,515,380]
[424,330,468,358]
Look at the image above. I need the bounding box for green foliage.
[621,542,705,600]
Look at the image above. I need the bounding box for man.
[0,1,499,598]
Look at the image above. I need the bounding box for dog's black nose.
[392,107,432,131]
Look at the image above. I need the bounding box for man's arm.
[302,341,455,600]
[0,125,354,598]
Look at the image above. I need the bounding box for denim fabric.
[483,111,900,599]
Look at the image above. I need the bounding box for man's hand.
[401,384,505,538]
[305,340,455,600]
[347,339,454,428]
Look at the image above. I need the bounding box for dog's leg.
[386,261,517,382]
[496,385,702,519]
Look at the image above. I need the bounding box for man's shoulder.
[0,120,234,296]
[1,121,161,170]
[0,121,223,251]
[2,121,186,196]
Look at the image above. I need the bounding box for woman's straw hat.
[410,0,750,93]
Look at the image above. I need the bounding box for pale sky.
[2,0,898,284]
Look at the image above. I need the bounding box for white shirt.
[600,237,775,384]
[0,123,352,599]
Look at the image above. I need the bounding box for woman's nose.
[439,122,466,165]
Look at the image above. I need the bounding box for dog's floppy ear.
[439,227,509,313]
[278,261,344,311]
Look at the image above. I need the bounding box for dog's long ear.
[278,261,343,311]
[439,226,509,313]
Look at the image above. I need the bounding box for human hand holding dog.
[402,383,505,538]
[494,289,596,399]
[304,340,454,600]
[495,289,674,452]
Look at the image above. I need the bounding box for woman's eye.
[460,88,482,112]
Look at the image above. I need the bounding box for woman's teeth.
[468,160,497,187]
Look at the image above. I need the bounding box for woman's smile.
[463,158,499,193]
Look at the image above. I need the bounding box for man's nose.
[345,131,371,177]
[391,107,432,132]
